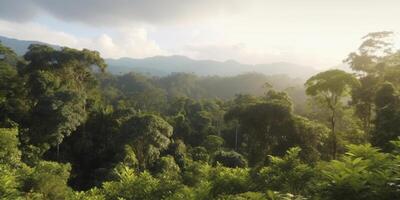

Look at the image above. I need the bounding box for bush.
[210,165,250,197]
[203,135,224,153]
[314,144,400,200]
[256,147,314,195]
[102,167,160,200]
[217,192,265,200]
[213,150,247,168]
[23,161,73,199]
[191,146,210,162]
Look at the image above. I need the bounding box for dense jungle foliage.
[0,32,399,199]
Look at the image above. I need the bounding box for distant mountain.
[0,35,319,78]
[106,56,318,78]
[0,35,60,55]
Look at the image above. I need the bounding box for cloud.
[0,20,166,58]
[0,0,38,22]
[182,43,261,62]
[0,20,78,46]
[181,42,339,68]
[1,0,399,68]
[90,28,167,58]
[0,0,244,26]
[184,44,271,63]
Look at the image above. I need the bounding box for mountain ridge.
[106,55,317,78]
[0,35,318,78]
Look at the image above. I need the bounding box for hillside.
[106,56,317,78]
[0,35,60,55]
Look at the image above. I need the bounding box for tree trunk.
[57,142,60,161]
[235,125,238,151]
[331,109,337,159]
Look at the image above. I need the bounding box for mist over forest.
[1,1,400,200]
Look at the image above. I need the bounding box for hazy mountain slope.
[0,35,318,78]
[0,35,60,55]
[106,56,318,78]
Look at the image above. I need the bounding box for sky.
[0,0,399,69]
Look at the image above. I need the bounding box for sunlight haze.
[1,0,399,68]
[2,1,400,198]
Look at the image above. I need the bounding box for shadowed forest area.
[0,32,400,200]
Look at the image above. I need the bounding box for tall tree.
[372,82,400,151]
[121,114,173,170]
[350,75,380,134]
[305,69,358,159]
[0,43,27,126]
[345,31,395,134]
[345,31,394,74]
[225,93,293,165]
[20,45,106,157]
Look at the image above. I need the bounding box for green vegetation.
[0,32,400,199]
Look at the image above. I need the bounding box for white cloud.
[0,20,79,46]
[2,0,400,68]
[0,20,166,59]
